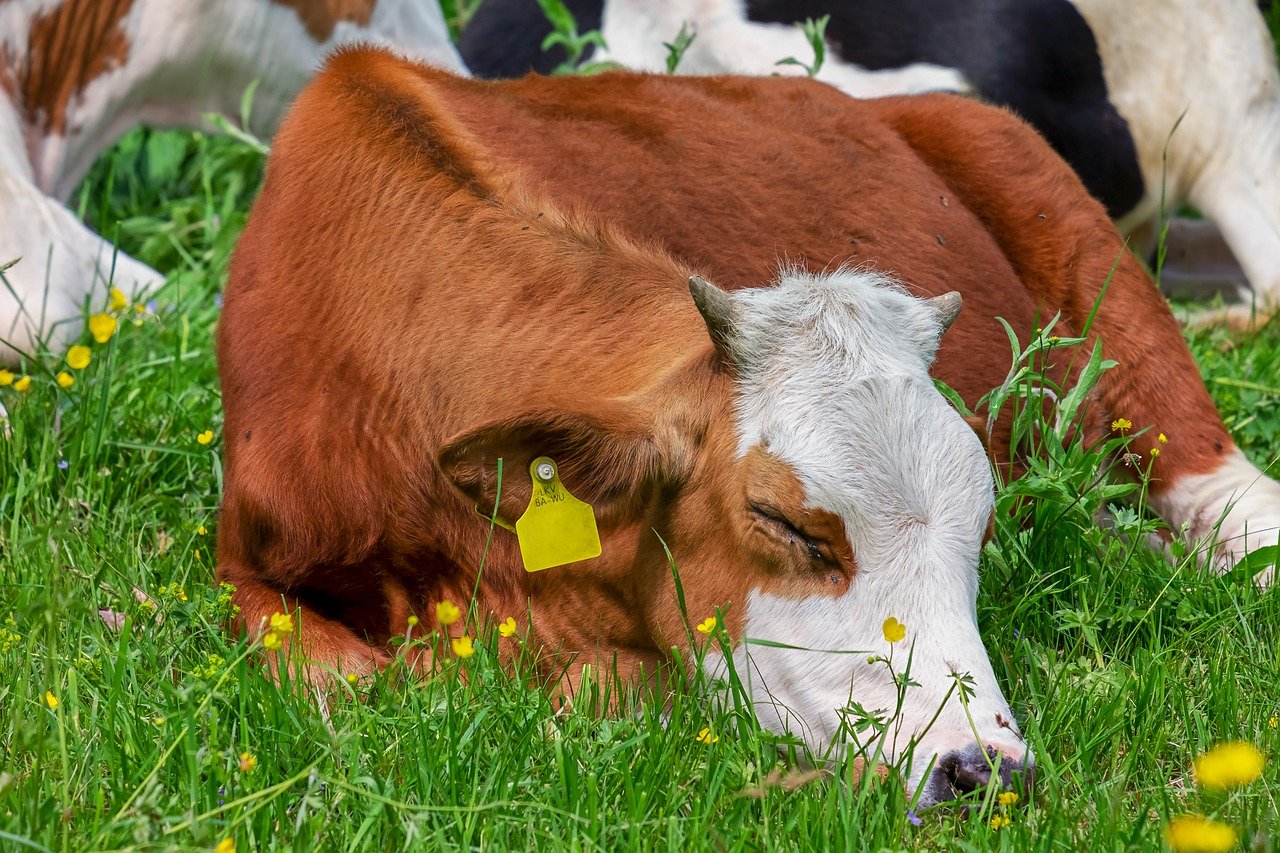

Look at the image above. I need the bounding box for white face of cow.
[697,269,1029,805]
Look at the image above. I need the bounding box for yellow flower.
[152,716,165,726]
[1195,740,1264,789]
[696,727,719,744]
[436,599,461,626]
[269,612,294,635]
[882,616,906,644]
[696,616,717,635]
[1111,417,1133,433]
[1158,433,1168,444]
[197,524,207,536]
[216,839,236,853]
[13,375,31,392]
[1150,447,1161,458]
[55,372,73,389]
[990,814,1011,830]
[346,673,359,685]
[196,429,215,445]
[66,345,91,370]
[451,635,475,659]
[997,791,1019,807]
[238,752,257,773]
[1164,815,1237,853]
[0,369,12,386]
[44,690,59,710]
[109,287,128,311]
[262,631,282,651]
[88,313,117,343]
[406,615,419,627]
[498,616,518,638]
[1270,716,1277,729]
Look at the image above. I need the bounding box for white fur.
[701,269,1028,800]
[598,0,969,98]
[1069,0,1280,308]
[1150,448,1280,585]
[0,0,466,361]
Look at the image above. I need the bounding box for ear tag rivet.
[515,456,602,572]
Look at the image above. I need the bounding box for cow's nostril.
[922,743,1028,805]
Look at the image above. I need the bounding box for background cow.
[0,0,466,362]
[218,50,1280,807]
[460,0,1280,315]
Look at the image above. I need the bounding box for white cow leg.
[1150,449,1280,586]
[0,170,161,363]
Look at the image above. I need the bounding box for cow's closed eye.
[749,503,834,565]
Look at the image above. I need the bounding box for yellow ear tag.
[515,457,602,572]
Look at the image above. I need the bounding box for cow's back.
[394,68,1055,405]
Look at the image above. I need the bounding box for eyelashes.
[749,502,827,563]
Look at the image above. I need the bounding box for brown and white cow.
[217,50,1280,805]
[0,0,464,362]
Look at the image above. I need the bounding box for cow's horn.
[689,275,738,349]
[927,291,963,331]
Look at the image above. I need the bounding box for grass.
[4,28,1280,853]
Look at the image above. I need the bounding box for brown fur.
[0,0,134,135]
[217,48,1239,685]
[271,0,377,42]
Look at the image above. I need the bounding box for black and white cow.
[460,0,1280,314]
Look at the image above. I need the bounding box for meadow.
[3,7,1280,851]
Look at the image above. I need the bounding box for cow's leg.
[0,170,161,363]
[219,560,391,685]
[1189,172,1280,318]
[878,96,1280,579]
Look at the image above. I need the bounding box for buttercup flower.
[406,615,419,627]
[262,631,282,651]
[1158,433,1168,444]
[0,369,12,386]
[109,287,128,311]
[1164,815,1237,853]
[696,727,719,744]
[451,635,475,658]
[88,313,117,343]
[696,616,717,635]
[44,690,59,710]
[997,791,1019,807]
[1111,417,1133,433]
[216,839,236,853]
[436,599,461,626]
[196,430,215,445]
[197,525,207,536]
[498,617,517,638]
[1150,447,1161,458]
[346,673,359,685]
[990,814,1011,830]
[66,345,90,370]
[1195,740,1264,789]
[56,372,73,389]
[238,752,257,773]
[269,612,294,635]
[1270,717,1277,729]
[13,375,30,392]
[882,616,906,644]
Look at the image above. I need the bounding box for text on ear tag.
[515,457,602,572]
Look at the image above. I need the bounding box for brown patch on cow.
[6,0,135,135]
[741,446,857,585]
[272,0,378,43]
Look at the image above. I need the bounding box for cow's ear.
[438,405,691,528]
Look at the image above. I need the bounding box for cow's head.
[440,268,1028,806]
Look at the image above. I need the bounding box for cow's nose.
[923,743,1030,804]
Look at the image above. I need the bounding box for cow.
[458,0,1280,315]
[0,0,465,363]
[217,50,1280,806]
